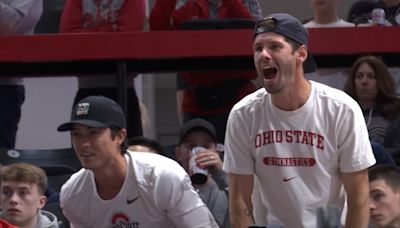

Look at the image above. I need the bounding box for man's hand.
[195,149,222,175]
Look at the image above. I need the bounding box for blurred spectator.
[59,0,146,138]
[344,55,400,165]
[175,118,229,227]
[0,163,59,228]
[0,0,43,148]
[369,164,400,228]
[347,0,378,25]
[127,136,166,155]
[349,0,400,25]
[303,0,354,91]
[149,0,262,145]
[304,0,354,27]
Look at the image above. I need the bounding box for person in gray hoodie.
[0,163,59,228]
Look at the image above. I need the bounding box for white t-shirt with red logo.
[223,81,376,227]
[60,152,218,228]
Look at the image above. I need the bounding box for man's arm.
[229,173,254,228]
[341,169,370,228]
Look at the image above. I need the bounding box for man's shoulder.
[311,81,358,106]
[60,169,91,199]
[231,88,267,112]
[129,152,187,181]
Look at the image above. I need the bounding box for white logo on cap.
[76,103,90,116]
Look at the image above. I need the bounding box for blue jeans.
[0,85,25,148]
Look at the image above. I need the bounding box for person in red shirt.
[0,219,19,228]
[149,0,262,145]
[59,0,146,138]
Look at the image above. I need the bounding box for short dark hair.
[369,164,400,191]
[110,126,128,154]
[127,136,165,155]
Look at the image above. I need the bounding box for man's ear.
[38,195,47,209]
[117,128,127,143]
[175,146,183,162]
[297,45,308,62]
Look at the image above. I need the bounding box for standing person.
[304,0,355,27]
[369,164,400,228]
[57,95,218,227]
[344,55,400,165]
[149,0,263,144]
[223,13,376,227]
[175,118,230,227]
[0,0,43,148]
[303,0,354,91]
[59,0,145,138]
[0,163,59,228]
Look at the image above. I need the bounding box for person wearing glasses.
[223,13,376,228]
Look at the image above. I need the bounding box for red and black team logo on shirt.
[111,213,140,228]
[255,129,324,167]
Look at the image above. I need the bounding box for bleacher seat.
[0,148,81,192]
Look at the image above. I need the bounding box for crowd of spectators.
[1,0,399,227]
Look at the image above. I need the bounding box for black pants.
[0,85,25,148]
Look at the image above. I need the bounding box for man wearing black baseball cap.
[223,13,375,227]
[58,96,218,227]
[176,118,230,227]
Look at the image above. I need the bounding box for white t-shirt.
[223,81,376,227]
[304,19,355,28]
[61,152,218,228]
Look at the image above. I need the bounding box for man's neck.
[271,76,311,111]
[94,154,127,200]
[314,10,339,24]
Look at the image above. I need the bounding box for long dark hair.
[344,55,400,120]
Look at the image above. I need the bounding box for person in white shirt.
[304,0,355,27]
[58,95,218,228]
[223,13,376,228]
[303,0,355,91]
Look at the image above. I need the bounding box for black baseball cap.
[57,95,126,131]
[254,13,316,73]
[179,119,217,144]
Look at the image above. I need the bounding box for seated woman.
[344,55,400,165]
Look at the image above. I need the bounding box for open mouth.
[263,67,277,80]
